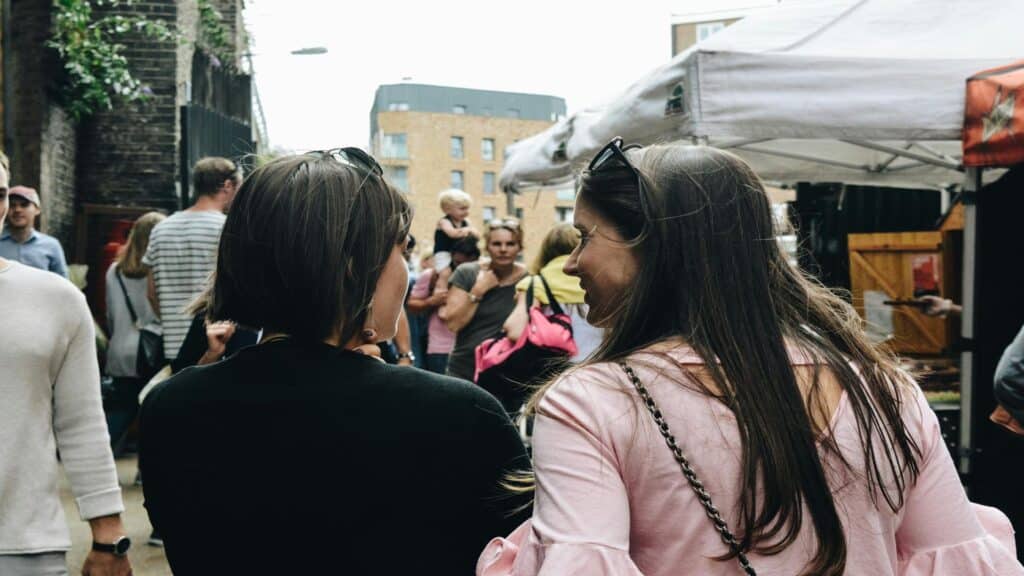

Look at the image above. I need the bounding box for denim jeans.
[425,353,449,375]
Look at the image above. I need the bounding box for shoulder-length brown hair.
[209,151,411,345]
[118,212,166,278]
[531,222,578,273]
[527,143,921,576]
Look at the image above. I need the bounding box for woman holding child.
[442,218,528,382]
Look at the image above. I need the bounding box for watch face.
[114,536,132,555]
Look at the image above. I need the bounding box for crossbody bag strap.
[114,268,139,325]
[617,361,757,576]
[535,273,566,316]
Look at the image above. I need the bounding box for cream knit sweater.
[0,260,124,553]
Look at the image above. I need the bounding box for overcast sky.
[244,0,696,152]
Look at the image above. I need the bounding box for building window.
[381,133,408,159]
[450,170,464,190]
[556,188,575,201]
[483,172,496,195]
[385,166,409,193]
[453,104,467,114]
[556,207,575,223]
[507,108,520,118]
[482,206,496,221]
[515,207,524,220]
[388,101,409,111]
[450,136,464,159]
[697,21,725,42]
[481,138,495,161]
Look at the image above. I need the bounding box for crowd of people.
[3,139,1024,575]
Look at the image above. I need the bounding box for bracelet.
[468,292,481,303]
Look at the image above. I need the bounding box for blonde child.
[433,189,478,271]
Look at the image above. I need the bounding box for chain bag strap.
[617,361,757,576]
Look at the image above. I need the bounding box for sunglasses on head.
[587,136,650,216]
[314,147,383,177]
[487,218,520,230]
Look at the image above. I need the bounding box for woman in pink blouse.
[478,139,1023,576]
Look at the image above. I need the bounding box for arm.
[51,242,69,279]
[442,265,499,333]
[53,293,129,573]
[439,218,478,239]
[407,270,446,315]
[503,292,529,342]
[895,389,1021,567]
[994,324,1024,425]
[147,270,160,319]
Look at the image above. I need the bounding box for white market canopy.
[502,0,1024,190]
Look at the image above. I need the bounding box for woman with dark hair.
[139,149,529,575]
[478,140,1022,576]
[442,219,528,381]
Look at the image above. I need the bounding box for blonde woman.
[104,211,165,449]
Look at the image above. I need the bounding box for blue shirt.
[0,230,69,278]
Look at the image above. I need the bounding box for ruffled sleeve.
[896,390,1024,575]
[898,504,1021,575]
[477,369,648,575]
[477,520,646,576]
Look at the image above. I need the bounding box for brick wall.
[6,0,77,250]
[77,0,181,213]
[39,106,77,247]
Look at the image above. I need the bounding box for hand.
[991,405,1024,436]
[464,225,480,238]
[919,296,957,318]
[205,321,237,358]
[473,269,500,295]
[428,289,448,307]
[82,550,132,576]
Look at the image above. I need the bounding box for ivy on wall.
[48,0,174,121]
[47,0,236,121]
[196,0,234,69]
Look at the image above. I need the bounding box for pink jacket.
[479,345,1022,576]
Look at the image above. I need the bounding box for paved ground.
[61,456,172,576]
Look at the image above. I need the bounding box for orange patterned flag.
[964,61,1024,167]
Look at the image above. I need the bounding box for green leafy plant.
[48,0,174,121]
[196,0,234,69]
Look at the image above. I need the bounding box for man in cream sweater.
[0,155,131,575]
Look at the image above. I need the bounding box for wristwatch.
[92,535,131,557]
[397,350,416,363]
[468,292,482,303]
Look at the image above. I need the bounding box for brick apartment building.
[370,83,572,262]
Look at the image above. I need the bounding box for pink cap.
[8,186,40,206]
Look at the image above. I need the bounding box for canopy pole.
[840,139,963,171]
[736,145,871,171]
[959,167,981,480]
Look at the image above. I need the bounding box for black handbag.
[475,275,576,415]
[115,269,165,382]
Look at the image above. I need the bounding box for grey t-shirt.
[995,324,1024,423]
[446,262,519,382]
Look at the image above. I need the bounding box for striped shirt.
[142,210,225,359]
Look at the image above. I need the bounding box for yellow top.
[515,255,586,305]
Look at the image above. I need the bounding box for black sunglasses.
[587,136,650,217]
[314,147,384,177]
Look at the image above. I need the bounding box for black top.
[140,339,530,575]
[433,214,467,255]
[170,312,260,374]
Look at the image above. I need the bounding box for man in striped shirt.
[144,157,242,360]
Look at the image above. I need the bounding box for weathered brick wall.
[39,106,77,247]
[7,0,77,249]
[77,0,180,213]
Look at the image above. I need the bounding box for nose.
[563,248,580,277]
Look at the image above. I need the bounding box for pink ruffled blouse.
[478,345,1023,576]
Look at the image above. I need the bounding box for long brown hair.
[525,144,921,575]
[117,212,166,278]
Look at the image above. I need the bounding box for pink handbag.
[474,275,577,412]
